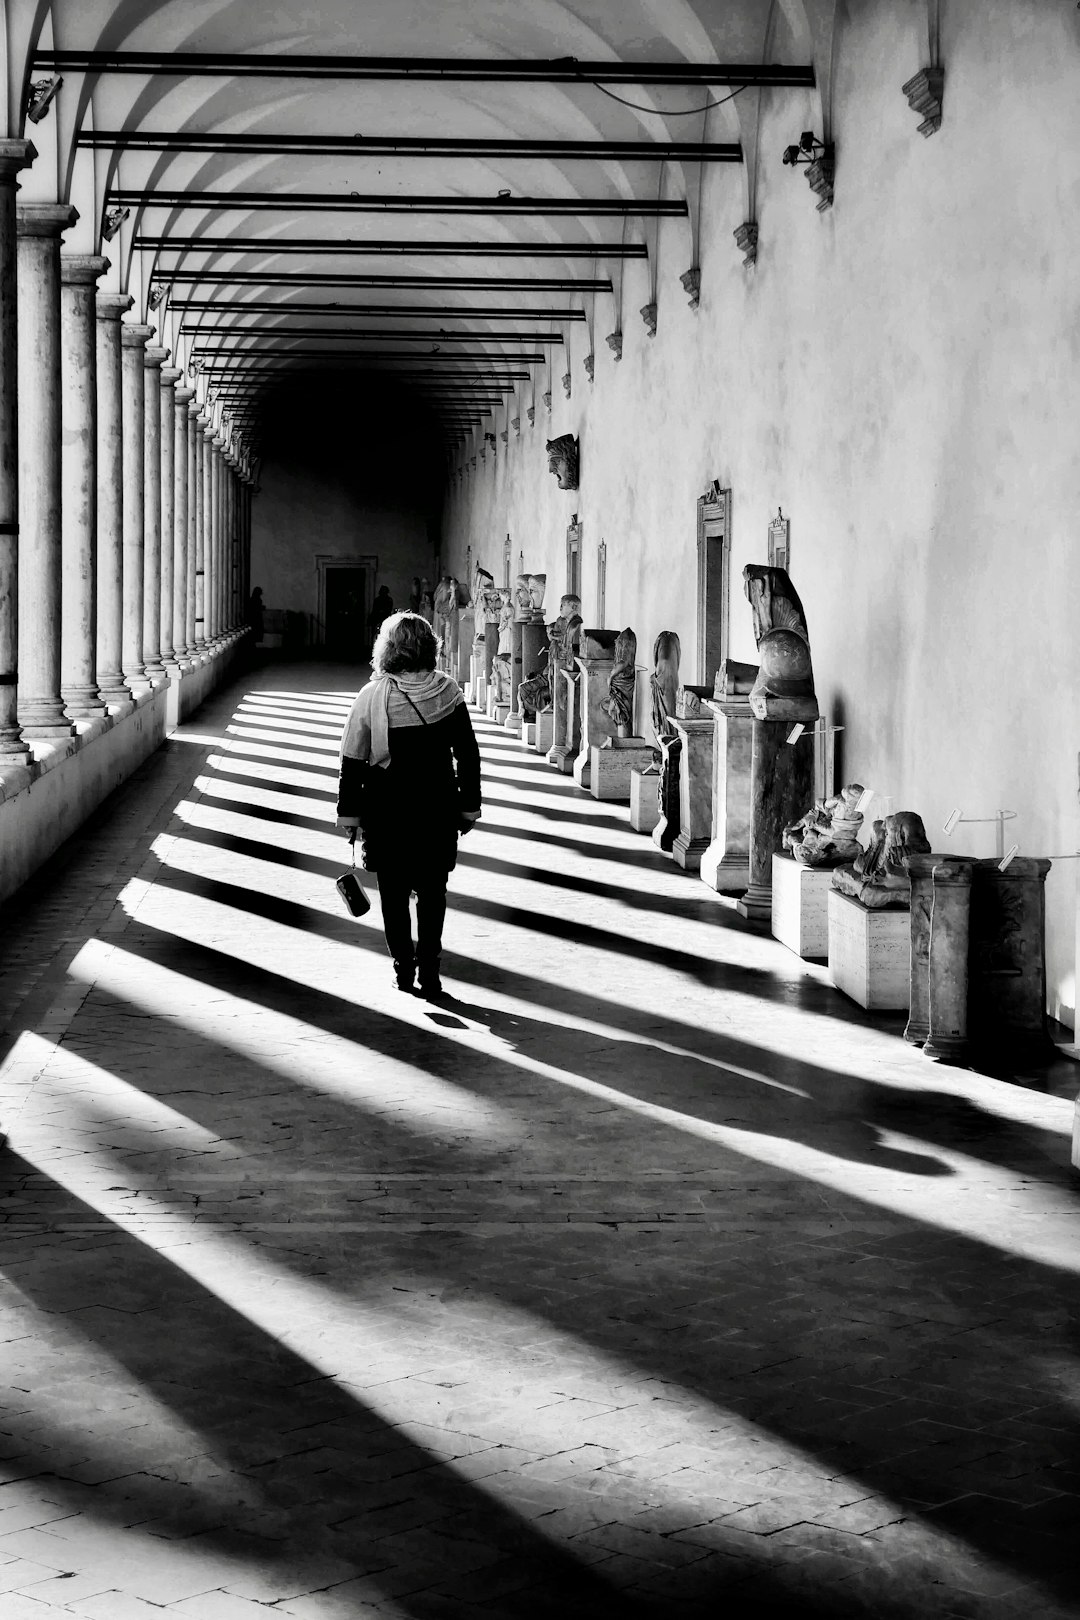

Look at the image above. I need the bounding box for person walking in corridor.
[336,611,481,997]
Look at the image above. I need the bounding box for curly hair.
[372,610,439,676]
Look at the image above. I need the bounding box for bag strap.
[399,688,429,726]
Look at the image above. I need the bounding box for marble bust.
[513,574,532,622]
[527,574,547,618]
[831,811,932,907]
[545,433,580,491]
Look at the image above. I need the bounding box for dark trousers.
[376,870,448,969]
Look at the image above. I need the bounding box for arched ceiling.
[12,0,828,464]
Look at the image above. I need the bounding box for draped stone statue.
[742,564,818,721]
[601,627,637,737]
[433,576,460,672]
[496,589,514,654]
[417,578,434,625]
[783,783,866,868]
[831,811,932,907]
[550,596,583,673]
[518,663,551,715]
[650,631,681,746]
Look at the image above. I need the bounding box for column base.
[923,1035,968,1064]
[504,711,522,734]
[61,685,106,719]
[736,883,773,921]
[547,744,576,774]
[0,729,31,758]
[493,703,510,726]
[903,1019,929,1046]
[700,846,751,893]
[18,700,73,737]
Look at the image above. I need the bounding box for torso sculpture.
[601,628,637,736]
[831,811,932,907]
[742,565,818,721]
[432,577,459,671]
[650,631,681,745]
[784,783,866,867]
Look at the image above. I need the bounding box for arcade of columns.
[0,139,253,775]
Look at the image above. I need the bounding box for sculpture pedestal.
[590,736,653,802]
[828,890,911,1011]
[630,765,661,834]
[771,855,833,960]
[494,703,510,726]
[652,732,681,853]
[671,716,714,872]
[457,607,474,686]
[924,860,973,1063]
[548,668,580,774]
[505,622,525,734]
[522,620,547,693]
[700,697,753,892]
[904,854,936,1047]
[573,655,616,790]
[484,622,499,685]
[737,719,815,919]
[486,685,498,719]
[468,644,484,707]
[529,710,554,753]
[969,856,1054,1060]
[475,673,488,710]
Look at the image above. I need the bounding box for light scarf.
[340,671,462,769]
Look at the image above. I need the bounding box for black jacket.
[337,701,481,876]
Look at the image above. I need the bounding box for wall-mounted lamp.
[782,131,835,211]
[102,205,130,241]
[147,284,167,311]
[26,75,63,124]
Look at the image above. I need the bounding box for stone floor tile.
[0,660,1078,1620]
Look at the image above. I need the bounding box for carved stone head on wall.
[545,433,580,491]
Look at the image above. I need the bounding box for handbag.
[335,834,371,918]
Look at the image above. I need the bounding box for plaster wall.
[442,0,1080,1024]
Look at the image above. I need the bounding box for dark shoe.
[417,971,443,1000]
[393,960,416,993]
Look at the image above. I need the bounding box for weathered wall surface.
[441,0,1080,1023]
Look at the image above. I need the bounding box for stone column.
[0,140,35,759]
[158,366,181,671]
[904,853,936,1047]
[207,433,220,642]
[189,402,205,651]
[141,342,168,683]
[924,859,973,1064]
[59,253,108,718]
[701,695,754,891]
[95,292,133,707]
[504,618,525,733]
[120,322,154,693]
[16,203,77,740]
[737,721,815,920]
[172,386,193,661]
[197,412,212,649]
[671,715,714,872]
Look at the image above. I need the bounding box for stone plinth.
[630,765,661,833]
[969,856,1054,1060]
[671,716,714,871]
[521,621,548,707]
[590,736,653,802]
[549,666,580,773]
[468,644,484,707]
[530,710,554,753]
[505,621,524,733]
[700,696,753,893]
[457,606,474,685]
[652,732,681,853]
[925,859,973,1063]
[771,854,834,959]
[828,889,911,1011]
[573,654,617,790]
[737,720,814,919]
[904,854,936,1046]
[523,720,536,748]
[483,622,499,683]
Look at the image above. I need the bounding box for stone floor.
[0,657,1078,1620]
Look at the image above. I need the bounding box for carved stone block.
[968,856,1053,1060]
[828,890,911,1011]
[772,853,834,959]
[527,406,535,426]
[701,695,753,894]
[671,716,714,872]
[584,353,594,381]
[902,66,944,137]
[806,154,835,212]
[606,331,623,361]
[630,764,661,834]
[511,416,520,434]
[680,267,701,308]
[640,301,657,338]
[591,737,653,803]
[542,389,552,411]
[561,371,571,400]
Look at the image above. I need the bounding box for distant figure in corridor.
[368,584,394,639]
[336,611,481,998]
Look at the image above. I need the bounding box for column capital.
[120,321,155,349]
[161,366,183,386]
[0,138,37,184]
[212,431,226,450]
[97,291,134,321]
[174,386,195,406]
[187,398,203,420]
[16,202,78,238]
[144,343,170,370]
[61,252,110,287]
